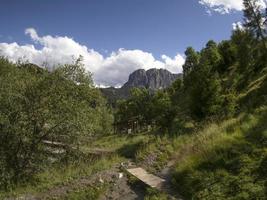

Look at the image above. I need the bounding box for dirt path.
[8,163,181,200]
[98,171,146,200]
[158,159,183,199]
[6,148,182,200]
[6,163,147,200]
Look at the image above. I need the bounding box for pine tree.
[183,47,199,77]
[187,41,224,119]
[243,0,267,49]
[183,47,200,89]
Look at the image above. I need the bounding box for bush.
[0,59,112,188]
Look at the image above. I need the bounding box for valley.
[1,0,267,199]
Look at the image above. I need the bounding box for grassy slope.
[0,134,152,199]
[2,112,266,199]
[134,69,267,199]
[0,155,123,199]
[135,107,267,199]
[173,107,267,199]
[3,110,266,199]
[88,133,151,152]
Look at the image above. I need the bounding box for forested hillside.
[115,0,267,133]
[114,0,267,198]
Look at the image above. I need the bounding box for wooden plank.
[126,167,165,189]
[42,140,67,147]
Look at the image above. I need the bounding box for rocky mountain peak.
[101,68,182,105]
[122,68,182,90]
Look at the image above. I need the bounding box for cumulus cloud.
[232,21,244,30]
[0,28,184,87]
[161,54,185,73]
[25,28,39,41]
[199,0,267,14]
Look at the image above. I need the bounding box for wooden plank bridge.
[125,166,183,199]
[126,167,166,189]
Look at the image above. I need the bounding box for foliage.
[182,47,200,81]
[115,88,153,124]
[61,185,105,200]
[243,0,267,41]
[172,108,267,199]
[0,155,122,199]
[0,58,112,188]
[115,87,176,133]
[144,188,168,200]
[115,0,267,128]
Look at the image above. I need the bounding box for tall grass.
[135,115,247,172]
[86,133,151,151]
[172,107,267,199]
[0,155,123,199]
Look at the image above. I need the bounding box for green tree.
[182,47,200,89]
[188,41,224,119]
[56,55,93,86]
[183,47,200,77]
[0,58,111,188]
[167,78,183,104]
[151,91,175,132]
[115,88,153,132]
[218,40,237,73]
[115,87,176,133]
[243,0,267,49]
[231,29,255,74]
[199,40,222,70]
[243,0,266,39]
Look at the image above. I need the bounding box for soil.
[7,164,147,200]
[6,153,182,200]
[99,174,146,200]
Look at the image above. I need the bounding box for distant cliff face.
[101,68,182,105]
[122,68,182,90]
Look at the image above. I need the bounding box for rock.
[101,68,182,105]
[122,68,182,91]
[99,176,104,184]
[119,173,123,179]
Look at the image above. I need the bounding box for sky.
[0,0,265,87]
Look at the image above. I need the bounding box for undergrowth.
[172,107,267,199]
[0,155,123,199]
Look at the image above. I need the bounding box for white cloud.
[25,28,39,41]
[161,54,185,73]
[199,0,267,14]
[0,28,184,87]
[232,21,244,30]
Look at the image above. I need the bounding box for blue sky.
[0,0,243,56]
[0,0,249,86]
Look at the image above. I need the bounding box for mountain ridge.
[122,68,181,90]
[101,68,182,105]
